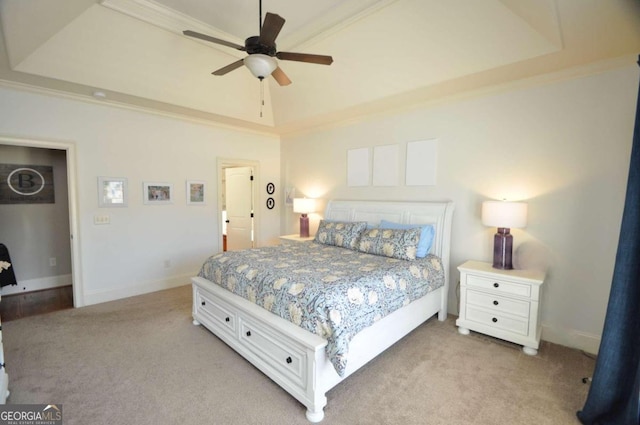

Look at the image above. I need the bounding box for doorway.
[0,136,82,307]
[217,158,259,252]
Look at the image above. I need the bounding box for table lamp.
[482,200,528,269]
[293,198,315,238]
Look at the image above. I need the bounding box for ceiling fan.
[183,1,333,86]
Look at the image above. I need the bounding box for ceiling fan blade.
[276,52,333,65]
[259,12,285,47]
[212,59,245,76]
[271,67,292,86]
[183,30,245,51]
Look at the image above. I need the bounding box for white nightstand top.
[279,234,315,242]
[458,260,545,284]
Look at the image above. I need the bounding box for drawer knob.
[493,300,499,306]
[201,301,206,306]
[246,331,251,337]
[225,317,230,322]
[493,283,500,288]
[492,317,498,323]
[286,357,292,364]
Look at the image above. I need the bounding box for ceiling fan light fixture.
[244,54,277,79]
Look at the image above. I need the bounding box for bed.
[191,200,455,422]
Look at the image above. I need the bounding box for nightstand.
[456,260,545,355]
[279,234,315,244]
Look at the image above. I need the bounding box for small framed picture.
[98,177,127,207]
[143,182,173,205]
[187,180,205,205]
[285,187,296,207]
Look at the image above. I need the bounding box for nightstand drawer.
[466,290,530,318]
[466,306,529,336]
[467,275,531,298]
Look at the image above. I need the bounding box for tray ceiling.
[0,0,639,134]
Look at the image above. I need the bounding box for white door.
[225,167,254,251]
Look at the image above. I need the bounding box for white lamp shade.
[482,201,528,228]
[244,54,277,79]
[293,198,315,214]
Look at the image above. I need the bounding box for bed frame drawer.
[239,317,307,390]
[194,286,237,335]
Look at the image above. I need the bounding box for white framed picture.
[285,187,296,207]
[143,182,173,205]
[186,180,205,205]
[98,176,128,207]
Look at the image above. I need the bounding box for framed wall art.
[98,176,128,207]
[143,182,173,205]
[284,187,296,207]
[187,180,205,205]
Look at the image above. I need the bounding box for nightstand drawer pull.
[201,301,206,306]
[493,300,499,306]
[493,282,499,288]
[225,317,230,322]
[286,356,292,364]
[246,330,251,337]
[492,317,498,323]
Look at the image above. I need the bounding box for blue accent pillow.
[379,220,435,258]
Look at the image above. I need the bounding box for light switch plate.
[94,214,111,225]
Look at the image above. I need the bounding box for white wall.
[0,87,281,306]
[280,63,639,354]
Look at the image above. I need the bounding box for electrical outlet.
[94,214,111,225]
[49,257,57,267]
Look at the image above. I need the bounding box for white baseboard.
[82,274,191,306]
[1,274,72,296]
[541,323,601,355]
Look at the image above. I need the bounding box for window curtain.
[577,58,640,425]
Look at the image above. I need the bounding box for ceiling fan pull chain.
[260,77,264,118]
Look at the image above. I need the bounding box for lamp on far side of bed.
[482,200,528,270]
[293,198,316,238]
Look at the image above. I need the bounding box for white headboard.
[324,199,455,296]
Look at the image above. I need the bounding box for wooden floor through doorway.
[1,286,73,322]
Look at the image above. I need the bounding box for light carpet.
[3,285,594,425]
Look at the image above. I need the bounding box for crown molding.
[99,0,393,53]
[0,78,280,137]
[277,0,398,51]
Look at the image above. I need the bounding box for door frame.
[217,157,260,251]
[0,135,83,307]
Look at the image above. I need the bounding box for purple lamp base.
[492,227,513,270]
[299,214,310,238]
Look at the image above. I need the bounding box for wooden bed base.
[192,200,455,422]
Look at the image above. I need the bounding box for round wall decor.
[266,182,275,195]
[266,197,275,209]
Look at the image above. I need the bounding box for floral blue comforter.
[198,241,444,376]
